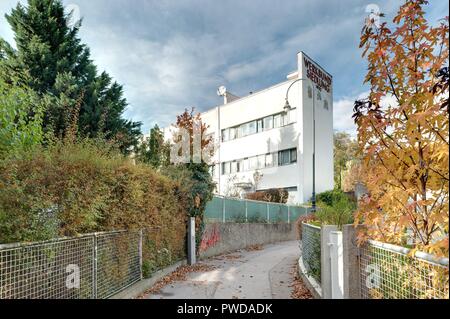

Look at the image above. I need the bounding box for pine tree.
[0,0,141,152]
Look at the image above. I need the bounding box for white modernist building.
[165,52,334,204]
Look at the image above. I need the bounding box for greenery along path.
[142,241,312,299]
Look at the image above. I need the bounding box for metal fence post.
[222,197,226,223]
[187,217,196,265]
[266,203,269,223]
[287,205,291,224]
[139,229,143,280]
[342,225,362,299]
[245,200,248,223]
[93,233,98,299]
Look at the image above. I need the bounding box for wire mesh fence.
[301,222,321,283]
[0,230,143,299]
[204,196,311,223]
[95,231,141,299]
[359,240,449,299]
[0,236,94,299]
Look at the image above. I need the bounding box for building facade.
[165,52,334,204]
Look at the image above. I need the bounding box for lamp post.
[284,78,317,213]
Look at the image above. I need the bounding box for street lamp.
[284,78,317,213]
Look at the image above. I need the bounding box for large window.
[221,109,297,142]
[220,148,297,175]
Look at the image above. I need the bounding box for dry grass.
[290,263,313,299]
[245,244,263,251]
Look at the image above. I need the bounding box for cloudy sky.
[1,0,448,135]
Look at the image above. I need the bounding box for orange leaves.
[354,0,449,256]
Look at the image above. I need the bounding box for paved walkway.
[144,240,300,299]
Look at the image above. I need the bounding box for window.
[278,150,289,166]
[239,123,248,137]
[249,157,258,170]
[229,127,237,140]
[290,149,297,163]
[263,116,273,131]
[272,152,278,166]
[257,155,265,169]
[221,110,296,142]
[324,100,329,111]
[274,114,282,128]
[236,160,242,172]
[257,119,264,132]
[222,162,230,175]
[248,121,257,135]
[307,86,313,99]
[265,153,273,167]
[242,158,249,171]
[222,129,229,142]
[317,90,322,101]
[231,161,238,174]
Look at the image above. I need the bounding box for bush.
[245,188,289,203]
[0,80,44,157]
[315,189,352,207]
[0,139,188,273]
[314,189,356,229]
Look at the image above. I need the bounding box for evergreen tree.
[0,0,141,153]
[137,124,170,168]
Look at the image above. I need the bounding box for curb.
[109,259,188,299]
[298,256,322,299]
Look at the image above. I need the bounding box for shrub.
[315,190,356,229]
[0,139,188,274]
[0,80,44,157]
[245,188,289,203]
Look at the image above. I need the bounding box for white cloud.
[333,91,369,137]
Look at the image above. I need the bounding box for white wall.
[298,52,334,202]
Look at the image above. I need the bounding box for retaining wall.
[199,222,298,259]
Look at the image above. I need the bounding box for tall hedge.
[0,140,187,263]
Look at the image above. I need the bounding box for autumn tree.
[171,108,215,217]
[169,107,216,253]
[353,0,449,255]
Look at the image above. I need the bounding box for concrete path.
[144,240,300,299]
